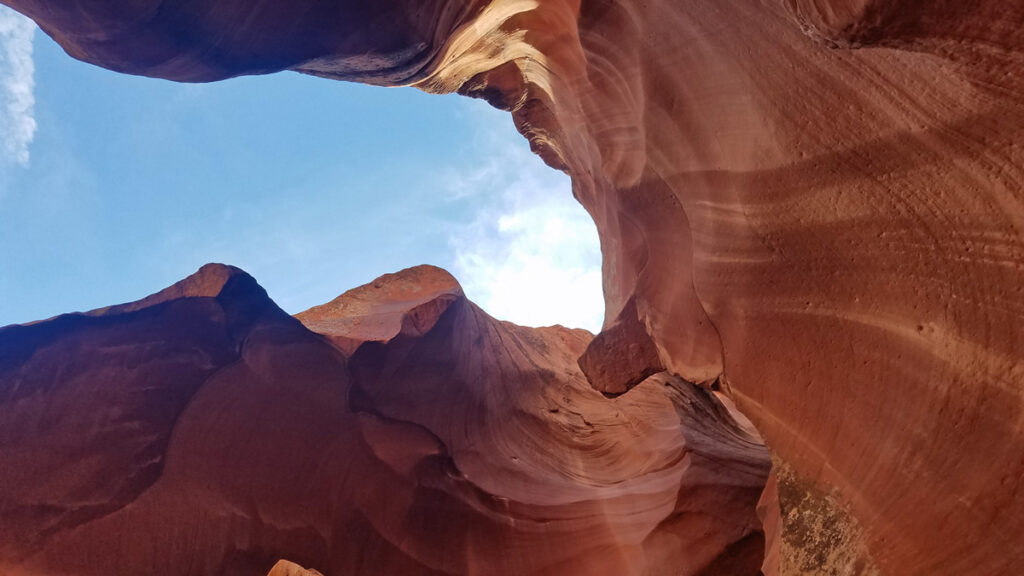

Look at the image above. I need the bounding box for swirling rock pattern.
[1,0,1023,573]
[0,265,771,575]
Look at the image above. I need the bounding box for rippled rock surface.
[2,0,1023,573]
[0,264,770,575]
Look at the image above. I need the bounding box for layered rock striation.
[0,265,771,575]
[2,0,1024,573]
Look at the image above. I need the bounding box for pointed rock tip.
[267,560,324,576]
[164,263,251,298]
[88,263,256,317]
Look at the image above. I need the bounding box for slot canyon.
[0,1,1023,575]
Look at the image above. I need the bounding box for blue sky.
[0,6,603,331]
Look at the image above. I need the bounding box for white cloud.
[449,103,605,333]
[0,5,36,167]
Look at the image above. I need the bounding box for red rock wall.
[0,265,771,575]
[2,0,1024,573]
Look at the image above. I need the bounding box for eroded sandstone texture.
[0,265,770,575]
[1,0,1023,574]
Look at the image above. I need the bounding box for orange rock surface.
[2,0,1023,573]
[0,265,771,575]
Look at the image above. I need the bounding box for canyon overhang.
[1,0,1023,574]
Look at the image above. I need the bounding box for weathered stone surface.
[295,265,463,356]
[576,297,665,396]
[268,559,325,576]
[2,0,1024,572]
[0,265,771,575]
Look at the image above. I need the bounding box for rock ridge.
[0,264,773,575]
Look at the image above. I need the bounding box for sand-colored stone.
[267,560,325,576]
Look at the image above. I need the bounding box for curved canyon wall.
[1,0,1023,574]
[0,264,770,575]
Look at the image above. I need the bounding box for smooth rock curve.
[2,0,1023,572]
[0,265,771,575]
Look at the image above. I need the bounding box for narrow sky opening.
[0,10,605,332]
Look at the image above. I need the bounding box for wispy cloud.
[0,5,36,167]
[448,103,604,333]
